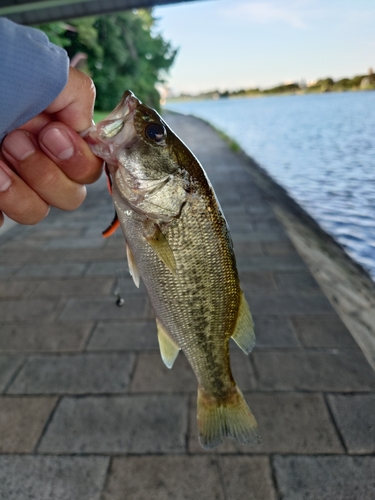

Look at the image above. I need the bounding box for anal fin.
[156,318,180,369]
[231,292,255,354]
[126,244,140,288]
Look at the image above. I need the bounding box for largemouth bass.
[86,91,260,449]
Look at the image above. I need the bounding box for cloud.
[222,1,310,28]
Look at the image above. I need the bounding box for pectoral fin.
[156,319,180,369]
[126,243,140,288]
[231,292,255,354]
[145,225,176,275]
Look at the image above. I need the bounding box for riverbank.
[167,70,375,102]
[224,130,375,373]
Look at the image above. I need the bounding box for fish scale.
[86,90,260,449]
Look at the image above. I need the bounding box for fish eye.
[145,123,166,143]
[101,119,124,139]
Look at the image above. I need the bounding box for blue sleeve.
[0,18,69,141]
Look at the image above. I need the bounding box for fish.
[85,90,260,449]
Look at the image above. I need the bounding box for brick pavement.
[0,112,375,499]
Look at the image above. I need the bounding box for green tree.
[37,10,177,111]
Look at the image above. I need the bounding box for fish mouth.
[105,90,139,122]
[83,90,140,163]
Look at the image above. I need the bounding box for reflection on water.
[166,92,375,279]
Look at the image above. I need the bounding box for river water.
[166,92,375,280]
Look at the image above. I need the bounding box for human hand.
[0,66,103,227]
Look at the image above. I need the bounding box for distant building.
[360,70,375,89]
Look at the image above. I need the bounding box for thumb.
[45,67,96,133]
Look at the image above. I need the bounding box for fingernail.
[3,130,35,161]
[41,128,74,160]
[0,161,12,192]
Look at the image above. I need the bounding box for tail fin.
[197,385,260,449]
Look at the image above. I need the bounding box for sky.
[153,0,375,94]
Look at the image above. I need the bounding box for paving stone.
[86,261,126,276]
[248,252,292,276]
[0,322,93,353]
[8,353,135,394]
[252,316,301,348]
[274,272,321,292]
[239,272,277,293]
[103,456,225,500]
[0,455,109,500]
[131,352,197,393]
[38,395,188,453]
[0,265,19,278]
[226,218,254,233]
[16,263,87,278]
[231,230,289,244]
[58,296,150,321]
[17,228,83,240]
[229,349,257,390]
[245,205,275,218]
[253,221,286,233]
[247,293,333,316]
[2,249,70,265]
[0,239,46,250]
[291,314,359,348]
[219,456,277,500]
[87,320,159,350]
[63,246,125,262]
[232,241,263,257]
[327,394,375,453]
[188,392,343,454]
[224,205,251,219]
[253,350,375,391]
[0,299,60,321]
[0,356,25,392]
[0,397,57,452]
[262,241,297,255]
[31,277,115,298]
[274,455,375,500]
[44,237,106,250]
[0,280,38,298]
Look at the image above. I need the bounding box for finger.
[0,211,4,228]
[45,67,96,133]
[38,122,103,184]
[2,130,87,211]
[0,160,49,225]
[19,112,53,136]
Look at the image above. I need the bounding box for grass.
[212,126,241,153]
[93,110,109,123]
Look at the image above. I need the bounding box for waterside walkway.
[0,112,375,499]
